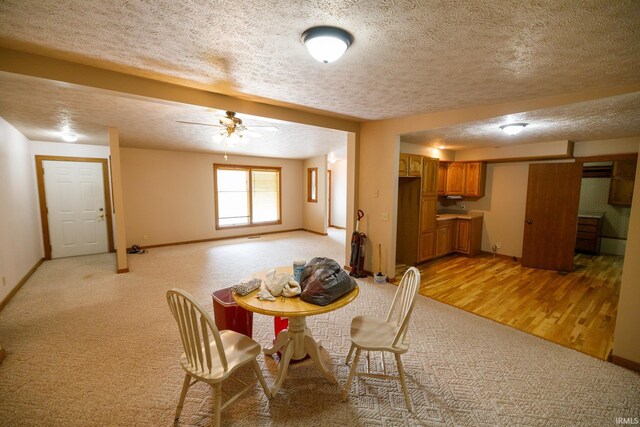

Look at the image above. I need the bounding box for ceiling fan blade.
[243,129,263,138]
[247,125,279,131]
[176,120,221,127]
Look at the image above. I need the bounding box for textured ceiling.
[1,0,639,121]
[401,92,640,150]
[0,1,639,156]
[0,73,348,159]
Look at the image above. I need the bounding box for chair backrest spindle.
[386,267,420,347]
[167,289,229,374]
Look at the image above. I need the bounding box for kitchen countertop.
[578,212,605,219]
[436,211,484,221]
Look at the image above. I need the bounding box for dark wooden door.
[521,163,582,272]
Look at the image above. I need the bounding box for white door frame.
[35,155,115,260]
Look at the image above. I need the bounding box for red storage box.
[212,287,253,337]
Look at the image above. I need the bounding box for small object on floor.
[127,244,148,254]
[232,278,261,296]
[374,273,387,284]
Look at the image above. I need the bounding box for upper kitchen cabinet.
[408,155,423,177]
[398,153,423,177]
[437,162,449,196]
[445,163,465,195]
[608,159,636,206]
[422,158,439,195]
[464,162,486,197]
[443,162,486,198]
[399,153,409,176]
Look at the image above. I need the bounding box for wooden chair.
[341,267,420,410]
[166,289,270,426]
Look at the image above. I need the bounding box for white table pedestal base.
[264,316,337,395]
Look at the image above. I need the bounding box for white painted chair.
[341,267,420,411]
[166,289,270,426]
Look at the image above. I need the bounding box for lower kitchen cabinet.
[435,220,453,257]
[419,231,436,261]
[454,220,471,253]
[434,216,483,258]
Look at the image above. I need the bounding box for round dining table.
[233,266,359,395]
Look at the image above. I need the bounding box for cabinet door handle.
[526,219,533,224]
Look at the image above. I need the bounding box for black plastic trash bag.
[299,257,357,306]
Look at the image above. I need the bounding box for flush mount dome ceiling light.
[61,132,77,142]
[302,26,353,63]
[500,123,528,136]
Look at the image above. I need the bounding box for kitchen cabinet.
[437,162,449,196]
[422,158,439,195]
[575,215,602,254]
[408,155,423,177]
[453,216,483,256]
[445,163,465,195]
[435,220,453,257]
[454,220,470,253]
[442,162,485,198]
[608,159,636,206]
[418,195,437,262]
[399,153,408,176]
[464,162,485,197]
[399,154,423,177]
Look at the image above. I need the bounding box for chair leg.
[341,348,361,402]
[174,372,191,422]
[214,382,222,427]
[345,343,355,365]
[395,353,412,411]
[253,360,272,399]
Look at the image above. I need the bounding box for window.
[307,167,318,203]
[214,164,281,229]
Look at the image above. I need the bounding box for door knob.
[98,208,105,218]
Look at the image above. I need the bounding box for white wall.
[0,118,43,304]
[120,147,304,246]
[302,156,327,234]
[329,159,347,228]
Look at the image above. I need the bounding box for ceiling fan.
[177,111,278,139]
[177,111,277,159]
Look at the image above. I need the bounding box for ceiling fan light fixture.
[302,26,353,63]
[500,123,528,136]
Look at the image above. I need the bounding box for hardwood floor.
[396,253,623,360]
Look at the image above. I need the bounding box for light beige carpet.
[0,229,638,426]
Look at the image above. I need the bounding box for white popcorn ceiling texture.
[401,92,640,149]
[0,0,639,152]
[0,73,348,159]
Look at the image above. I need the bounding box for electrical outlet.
[495,242,502,249]
[381,212,389,221]
[143,234,149,240]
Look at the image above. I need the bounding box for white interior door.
[43,160,109,258]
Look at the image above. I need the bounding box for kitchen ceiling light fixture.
[500,123,528,135]
[61,132,78,142]
[302,26,353,63]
